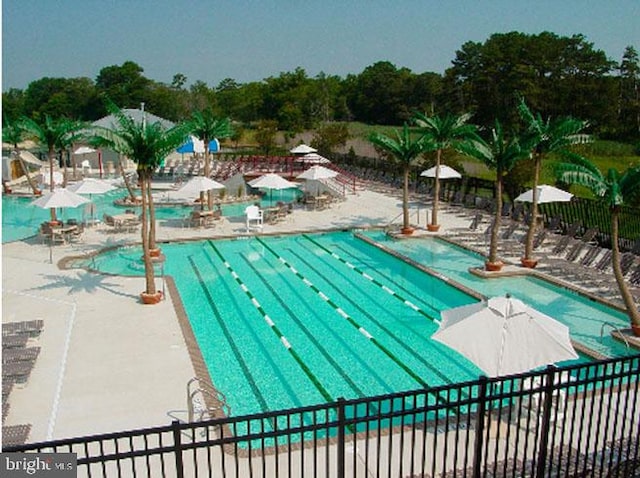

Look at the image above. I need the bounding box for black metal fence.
[4,354,640,477]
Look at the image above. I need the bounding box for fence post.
[171,420,185,478]
[472,376,488,478]
[535,366,556,478]
[337,397,346,478]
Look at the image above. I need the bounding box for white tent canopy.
[432,295,578,377]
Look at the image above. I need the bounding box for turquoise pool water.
[362,230,632,359]
[1,187,301,243]
[74,230,635,422]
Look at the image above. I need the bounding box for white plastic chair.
[81,160,92,176]
[245,205,263,232]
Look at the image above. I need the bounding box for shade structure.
[67,178,116,195]
[73,146,96,155]
[515,184,573,204]
[297,152,331,164]
[175,176,225,195]
[31,188,90,209]
[432,295,578,377]
[296,165,338,181]
[290,144,317,154]
[420,165,462,179]
[249,173,298,190]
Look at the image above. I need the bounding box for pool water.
[1,187,301,243]
[82,232,485,418]
[362,230,632,359]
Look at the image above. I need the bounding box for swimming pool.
[75,230,635,422]
[1,187,301,243]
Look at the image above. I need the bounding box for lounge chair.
[2,320,43,337]
[2,424,32,447]
[2,346,40,364]
[245,205,263,232]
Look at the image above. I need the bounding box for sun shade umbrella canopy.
[296,165,338,181]
[67,178,116,195]
[420,165,462,179]
[249,173,298,190]
[31,188,90,209]
[515,184,574,203]
[432,295,579,377]
[175,176,225,195]
[290,144,317,154]
[297,152,331,164]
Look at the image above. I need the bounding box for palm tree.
[54,119,88,187]
[556,152,640,335]
[20,115,87,221]
[2,119,39,194]
[458,122,529,270]
[413,112,479,231]
[92,102,190,303]
[188,110,233,209]
[516,98,588,266]
[369,124,425,234]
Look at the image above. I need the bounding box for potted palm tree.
[369,124,425,235]
[20,115,87,222]
[189,110,233,210]
[516,98,588,268]
[413,112,479,232]
[459,121,529,271]
[92,101,190,305]
[556,152,640,336]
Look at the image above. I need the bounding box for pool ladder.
[186,377,231,423]
[600,322,630,349]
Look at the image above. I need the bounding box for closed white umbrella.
[420,165,462,179]
[432,295,578,377]
[515,184,573,204]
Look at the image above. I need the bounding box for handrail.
[600,322,630,349]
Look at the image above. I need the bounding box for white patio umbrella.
[432,295,578,377]
[298,152,331,164]
[290,144,317,154]
[515,184,574,204]
[249,173,299,202]
[420,165,462,179]
[296,165,338,181]
[31,188,90,209]
[67,178,116,195]
[176,176,225,195]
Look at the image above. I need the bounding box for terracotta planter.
[632,324,640,337]
[34,190,42,196]
[427,223,441,232]
[149,248,162,258]
[140,291,163,305]
[485,261,504,272]
[520,258,538,269]
[401,226,415,235]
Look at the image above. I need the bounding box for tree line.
[2,32,639,142]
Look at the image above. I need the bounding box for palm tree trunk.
[48,148,57,222]
[117,156,137,202]
[431,149,442,226]
[402,166,410,230]
[489,176,503,264]
[523,154,540,261]
[204,141,213,210]
[14,149,39,194]
[610,210,640,331]
[140,171,156,295]
[147,171,157,252]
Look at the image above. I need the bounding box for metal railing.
[5,354,639,477]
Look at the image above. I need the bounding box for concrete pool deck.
[1,185,475,444]
[1,182,634,447]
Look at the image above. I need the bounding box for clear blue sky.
[2,0,639,91]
